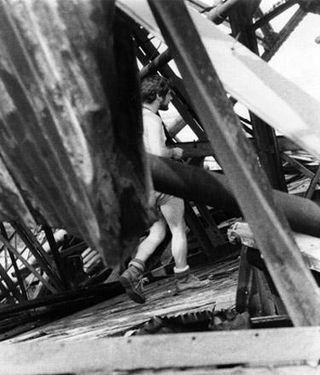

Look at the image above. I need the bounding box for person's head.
[141,74,172,111]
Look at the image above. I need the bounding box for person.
[119,74,209,303]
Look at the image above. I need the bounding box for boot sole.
[176,281,211,293]
[119,276,146,304]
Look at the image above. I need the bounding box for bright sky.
[162,1,320,142]
[262,2,320,100]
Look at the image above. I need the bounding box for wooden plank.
[228,221,320,273]
[2,327,320,373]
[10,260,237,342]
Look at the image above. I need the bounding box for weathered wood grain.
[10,259,238,343]
[2,326,320,374]
[0,0,153,265]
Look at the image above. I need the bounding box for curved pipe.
[150,155,320,238]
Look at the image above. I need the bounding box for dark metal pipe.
[140,49,172,79]
[150,155,320,238]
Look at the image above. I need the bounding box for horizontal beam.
[2,327,320,373]
[175,136,300,158]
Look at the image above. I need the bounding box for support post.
[228,2,287,191]
[42,225,68,289]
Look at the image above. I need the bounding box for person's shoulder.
[143,109,161,125]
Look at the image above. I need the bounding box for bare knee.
[146,220,167,246]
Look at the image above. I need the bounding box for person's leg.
[135,218,167,262]
[160,197,187,269]
[161,197,210,292]
[119,218,167,303]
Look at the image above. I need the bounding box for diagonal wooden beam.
[252,0,299,30]
[0,233,57,294]
[147,0,320,326]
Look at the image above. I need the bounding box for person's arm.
[144,112,184,159]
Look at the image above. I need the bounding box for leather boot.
[119,259,146,303]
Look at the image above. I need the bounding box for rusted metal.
[147,0,320,325]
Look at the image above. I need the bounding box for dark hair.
[141,74,171,104]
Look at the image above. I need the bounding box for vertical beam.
[195,203,226,247]
[229,3,287,191]
[235,246,252,313]
[147,0,320,326]
[42,225,68,289]
[184,202,217,259]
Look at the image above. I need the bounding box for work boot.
[119,259,146,304]
[175,267,211,293]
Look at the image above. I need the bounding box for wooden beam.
[262,7,306,61]
[229,2,287,191]
[0,233,57,294]
[0,1,153,267]
[305,164,320,199]
[1,327,320,373]
[252,0,298,30]
[174,136,300,159]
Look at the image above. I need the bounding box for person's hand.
[172,147,184,160]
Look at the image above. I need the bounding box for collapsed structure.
[0,0,320,373]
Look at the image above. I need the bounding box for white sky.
[269,12,320,100]
[258,1,320,100]
[162,2,320,142]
